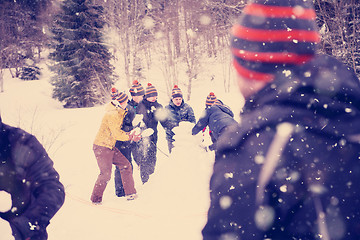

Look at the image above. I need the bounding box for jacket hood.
[242,54,360,142]
[213,103,234,118]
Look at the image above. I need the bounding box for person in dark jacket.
[126,80,145,167]
[114,81,145,197]
[202,0,360,239]
[192,92,238,151]
[0,115,65,240]
[163,85,196,153]
[136,83,166,184]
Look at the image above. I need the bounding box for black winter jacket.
[192,102,238,141]
[0,117,65,240]
[136,99,164,143]
[202,55,360,240]
[121,105,136,132]
[127,99,139,112]
[163,100,196,141]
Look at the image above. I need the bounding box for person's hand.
[129,129,142,142]
[131,133,142,142]
[11,217,46,240]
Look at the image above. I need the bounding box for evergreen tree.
[49,0,114,108]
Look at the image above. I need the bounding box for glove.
[131,133,142,142]
[11,217,47,240]
[128,130,142,142]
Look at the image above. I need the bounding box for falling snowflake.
[219,195,233,210]
[254,205,275,231]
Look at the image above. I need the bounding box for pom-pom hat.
[231,0,320,82]
[116,91,128,104]
[111,87,119,100]
[206,92,217,107]
[129,80,145,96]
[144,83,158,98]
[171,85,183,99]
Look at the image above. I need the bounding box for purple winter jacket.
[0,116,65,240]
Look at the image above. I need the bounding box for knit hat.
[116,91,128,104]
[230,0,320,82]
[129,80,145,96]
[111,87,119,100]
[171,85,183,99]
[144,83,158,98]
[206,92,217,107]
[213,99,222,106]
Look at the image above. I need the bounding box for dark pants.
[114,141,132,197]
[138,137,157,184]
[167,138,174,153]
[91,145,136,203]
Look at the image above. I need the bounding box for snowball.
[132,114,143,126]
[141,128,154,137]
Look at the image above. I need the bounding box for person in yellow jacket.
[91,91,140,203]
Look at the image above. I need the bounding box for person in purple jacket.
[0,115,65,240]
[202,0,360,239]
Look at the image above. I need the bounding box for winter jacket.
[128,99,139,111]
[0,117,65,240]
[163,100,196,141]
[192,102,238,141]
[114,102,136,151]
[136,99,164,144]
[121,104,136,133]
[202,55,360,240]
[94,102,130,149]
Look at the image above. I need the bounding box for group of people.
[2,0,360,239]
[91,79,239,204]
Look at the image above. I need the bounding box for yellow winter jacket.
[93,102,130,149]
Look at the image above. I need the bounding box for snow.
[0,65,242,240]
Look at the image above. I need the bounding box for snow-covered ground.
[0,65,243,240]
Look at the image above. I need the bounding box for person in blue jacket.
[0,115,65,240]
[192,92,238,151]
[163,85,196,153]
[114,81,145,197]
[202,0,360,239]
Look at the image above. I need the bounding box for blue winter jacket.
[192,102,238,141]
[202,55,360,240]
[0,117,65,240]
[163,100,196,141]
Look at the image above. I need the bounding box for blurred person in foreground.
[202,0,360,239]
[0,115,65,240]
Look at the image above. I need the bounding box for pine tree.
[49,0,114,108]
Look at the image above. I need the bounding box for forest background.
[0,0,360,108]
